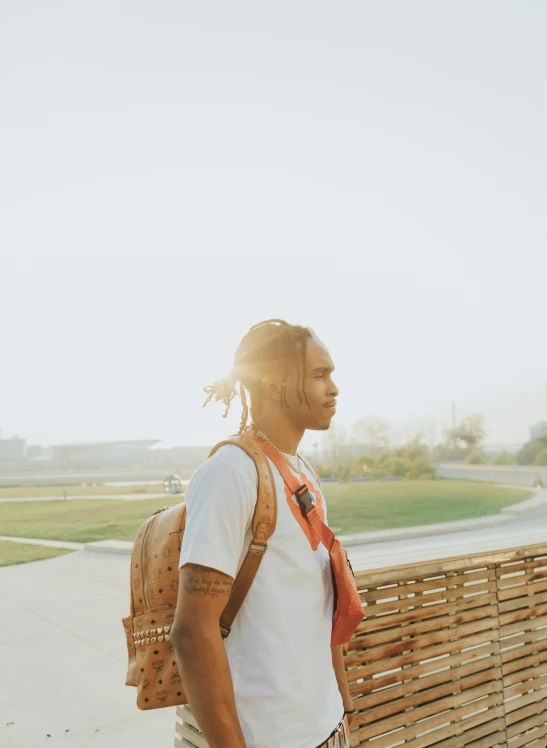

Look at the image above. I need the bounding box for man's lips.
[324,401,337,409]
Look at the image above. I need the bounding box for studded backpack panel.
[123,434,277,710]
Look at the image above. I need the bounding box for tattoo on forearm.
[183,566,233,598]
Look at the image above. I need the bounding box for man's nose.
[329,379,340,397]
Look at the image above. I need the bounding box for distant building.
[49,440,160,469]
[531,421,547,440]
[0,432,27,463]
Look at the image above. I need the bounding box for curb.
[0,535,84,551]
[338,487,547,547]
[84,540,134,555]
[337,514,512,547]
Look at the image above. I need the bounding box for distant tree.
[393,436,428,462]
[352,418,390,454]
[357,454,377,470]
[322,424,347,477]
[378,457,413,478]
[418,415,441,455]
[433,442,469,461]
[517,438,547,466]
[467,451,488,464]
[534,447,547,467]
[454,414,486,450]
[336,464,352,483]
[494,450,513,466]
[408,456,437,480]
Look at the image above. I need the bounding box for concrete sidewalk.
[0,552,176,748]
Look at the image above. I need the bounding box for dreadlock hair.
[202,319,312,434]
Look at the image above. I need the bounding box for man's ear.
[261,374,283,403]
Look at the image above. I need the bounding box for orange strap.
[255,438,335,552]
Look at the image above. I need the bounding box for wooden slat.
[349,605,499,652]
[498,576,547,601]
[363,581,497,617]
[407,719,507,748]
[504,687,547,715]
[499,601,547,628]
[354,592,495,636]
[353,694,504,747]
[504,672,547,700]
[498,588,547,614]
[501,639,547,675]
[349,646,501,699]
[499,612,547,639]
[502,659,547,689]
[507,721,547,748]
[361,568,496,602]
[505,706,547,737]
[499,627,547,658]
[352,658,502,712]
[348,630,499,683]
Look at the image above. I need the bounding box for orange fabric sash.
[253,435,365,645]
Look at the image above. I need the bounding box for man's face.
[283,334,339,431]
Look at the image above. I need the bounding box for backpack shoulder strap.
[208,434,277,637]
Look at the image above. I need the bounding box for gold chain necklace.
[256,430,302,473]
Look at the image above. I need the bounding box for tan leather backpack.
[122,434,277,710]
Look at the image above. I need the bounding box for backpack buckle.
[295,485,316,516]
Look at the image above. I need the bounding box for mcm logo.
[170,672,182,685]
[162,545,171,558]
[141,679,149,690]
[154,568,162,581]
[156,689,168,703]
[152,659,165,673]
[169,579,179,594]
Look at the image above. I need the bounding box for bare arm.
[171,563,246,748]
[332,644,353,714]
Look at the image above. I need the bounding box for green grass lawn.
[0,481,533,543]
[0,540,73,567]
[323,481,534,534]
[0,483,167,499]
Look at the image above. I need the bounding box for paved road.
[350,500,547,572]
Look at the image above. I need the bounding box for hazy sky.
[1,1,546,451]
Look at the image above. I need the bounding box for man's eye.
[315,374,324,379]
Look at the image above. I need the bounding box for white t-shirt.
[179,444,343,748]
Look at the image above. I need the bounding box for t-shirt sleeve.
[178,445,258,579]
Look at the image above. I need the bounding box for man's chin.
[306,419,335,432]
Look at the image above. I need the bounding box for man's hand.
[171,564,246,748]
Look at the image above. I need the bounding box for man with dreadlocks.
[171,320,353,748]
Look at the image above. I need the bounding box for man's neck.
[254,419,304,456]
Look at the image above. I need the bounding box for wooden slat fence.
[349,543,547,748]
[175,543,547,748]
